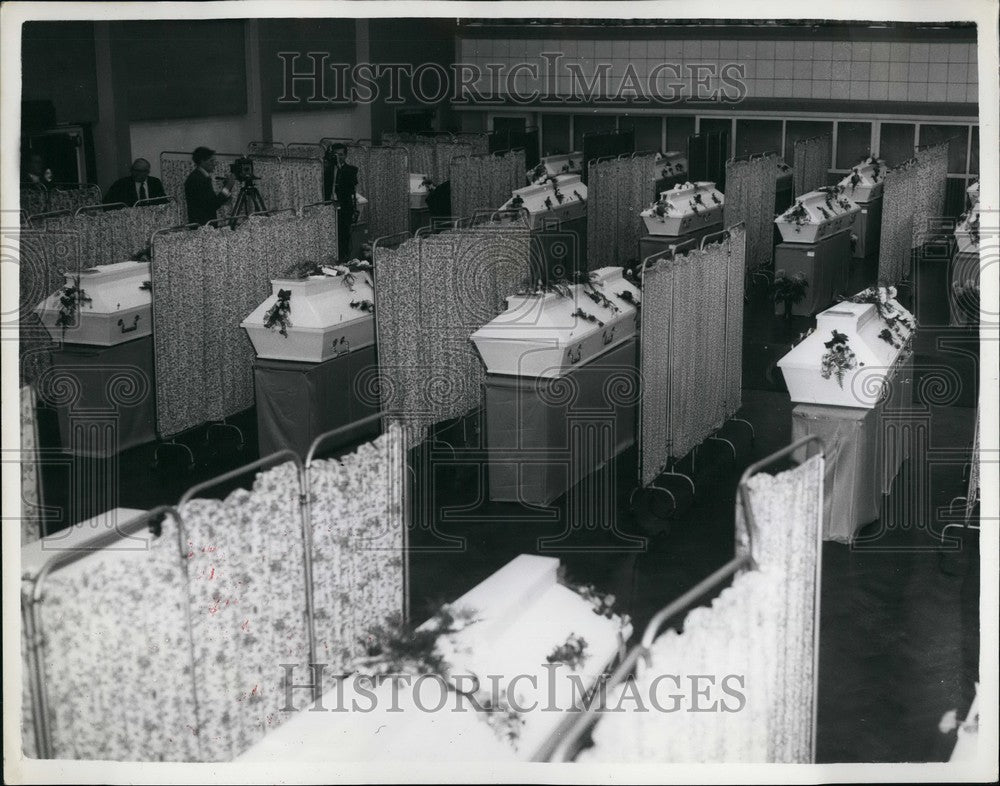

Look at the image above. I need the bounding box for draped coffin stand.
[471,268,640,505]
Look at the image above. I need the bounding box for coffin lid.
[778,189,860,224]
[241,272,374,330]
[39,260,151,313]
[651,181,724,211]
[471,275,634,343]
[778,296,914,373]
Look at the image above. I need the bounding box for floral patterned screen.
[877,143,946,287]
[639,227,746,485]
[151,205,338,437]
[792,136,831,197]
[309,424,406,671]
[449,151,526,223]
[20,385,43,544]
[587,154,657,270]
[582,453,824,763]
[725,154,778,275]
[374,226,531,442]
[23,428,407,762]
[366,146,410,240]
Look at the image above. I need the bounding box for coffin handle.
[118,314,140,334]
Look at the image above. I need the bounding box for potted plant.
[772,270,810,319]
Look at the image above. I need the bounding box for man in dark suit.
[323,143,359,261]
[105,158,166,207]
[184,146,235,225]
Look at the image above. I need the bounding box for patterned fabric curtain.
[21,185,49,216]
[46,185,103,215]
[734,453,824,762]
[247,141,286,157]
[793,136,831,196]
[366,147,410,239]
[403,141,436,178]
[309,424,406,670]
[152,207,338,437]
[967,407,980,521]
[23,428,406,762]
[454,132,490,156]
[20,385,43,544]
[180,461,309,761]
[878,161,917,286]
[584,453,823,764]
[151,227,209,437]
[911,143,949,246]
[587,155,655,270]
[283,143,325,160]
[433,141,472,184]
[248,156,324,212]
[450,152,526,222]
[586,161,615,268]
[159,155,193,217]
[725,155,777,274]
[374,227,531,442]
[18,222,79,387]
[639,228,745,484]
[32,513,198,761]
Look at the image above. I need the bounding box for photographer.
[185,146,235,225]
[323,143,358,261]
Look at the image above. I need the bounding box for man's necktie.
[139,182,147,202]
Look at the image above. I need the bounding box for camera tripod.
[230,180,267,218]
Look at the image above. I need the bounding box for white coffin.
[778,296,914,409]
[838,157,886,203]
[954,203,980,254]
[656,150,688,178]
[237,554,630,763]
[35,261,151,346]
[500,174,588,230]
[241,273,374,363]
[409,174,431,209]
[640,181,724,237]
[470,266,637,378]
[775,188,861,244]
[528,152,583,184]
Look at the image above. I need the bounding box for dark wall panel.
[22,21,99,124]
[114,20,247,121]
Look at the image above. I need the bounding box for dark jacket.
[105,175,166,208]
[184,168,230,225]
[323,162,359,208]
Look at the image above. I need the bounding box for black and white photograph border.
[1,1,997,784]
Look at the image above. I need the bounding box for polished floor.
[33,246,981,762]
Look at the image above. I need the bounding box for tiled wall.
[457,38,979,105]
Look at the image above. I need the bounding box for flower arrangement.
[282,259,327,279]
[350,298,375,313]
[846,285,914,348]
[572,307,605,328]
[785,201,809,229]
[616,289,640,308]
[420,176,436,192]
[510,194,524,210]
[54,277,92,333]
[653,198,673,218]
[546,633,588,670]
[583,281,620,314]
[772,270,809,319]
[139,280,152,292]
[263,288,292,337]
[849,169,862,192]
[819,329,859,388]
[356,605,479,676]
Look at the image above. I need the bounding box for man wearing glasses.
[105,158,167,207]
